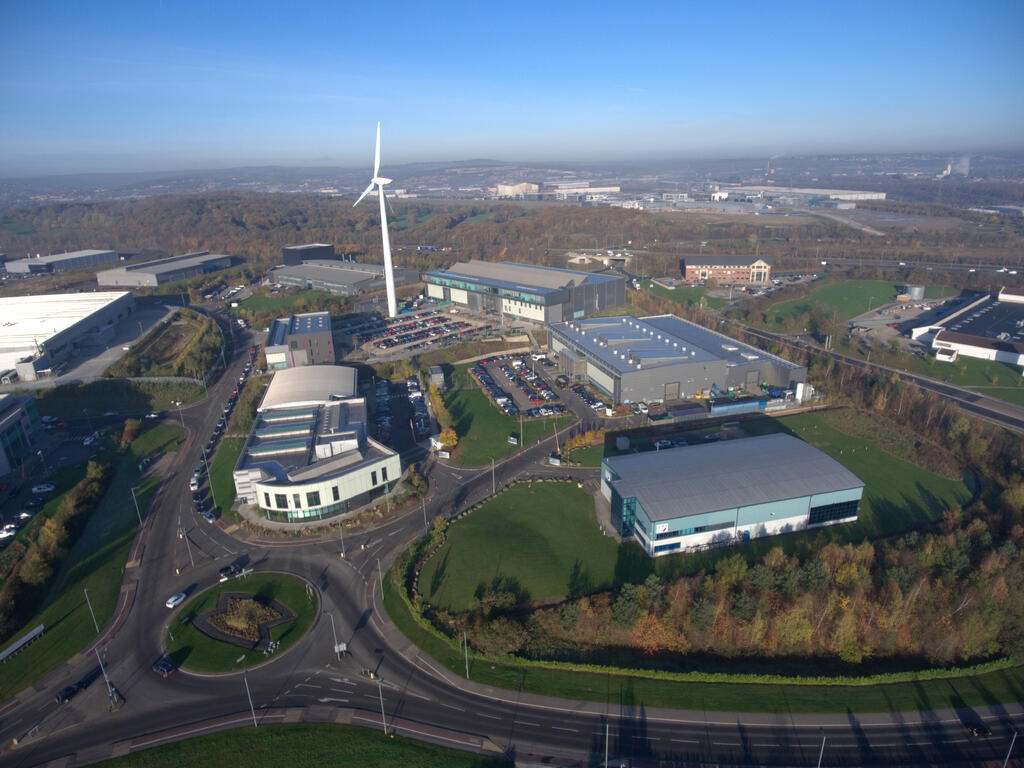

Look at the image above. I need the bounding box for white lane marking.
[330,688,350,694]
[388,528,402,537]
[295,683,320,689]
[753,743,779,747]
[515,720,540,727]
[672,738,699,744]
[317,697,348,704]
[552,726,578,733]
[406,692,431,702]
[479,713,502,720]
[713,742,741,746]
[437,702,465,712]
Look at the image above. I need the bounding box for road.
[0,315,1021,768]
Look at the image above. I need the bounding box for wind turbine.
[354,122,398,318]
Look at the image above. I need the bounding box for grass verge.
[33,380,205,418]
[100,722,512,768]
[209,437,245,523]
[644,280,727,309]
[164,573,316,673]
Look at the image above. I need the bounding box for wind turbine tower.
[354,122,398,318]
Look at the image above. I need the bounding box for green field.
[164,573,317,673]
[421,483,616,611]
[100,723,511,768]
[131,423,183,457]
[105,312,208,377]
[764,280,899,327]
[443,387,572,466]
[209,437,245,522]
[232,291,328,315]
[566,442,605,467]
[33,380,205,418]
[970,386,1024,405]
[644,280,727,309]
[0,424,179,700]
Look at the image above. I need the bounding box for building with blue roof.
[421,260,625,323]
[264,311,334,370]
[549,314,805,404]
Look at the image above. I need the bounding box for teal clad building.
[600,433,863,556]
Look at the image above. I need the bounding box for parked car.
[219,563,241,581]
[55,684,81,704]
[165,592,186,609]
[31,483,56,494]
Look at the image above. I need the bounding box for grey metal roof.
[271,260,386,286]
[605,433,863,522]
[683,254,773,267]
[6,249,114,266]
[432,260,616,292]
[259,365,357,411]
[290,311,331,334]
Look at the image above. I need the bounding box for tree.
[439,426,458,448]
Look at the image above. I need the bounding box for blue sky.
[1,0,1021,175]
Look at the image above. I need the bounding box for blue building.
[600,433,864,556]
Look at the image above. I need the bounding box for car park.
[165,592,186,609]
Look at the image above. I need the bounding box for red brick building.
[681,255,772,284]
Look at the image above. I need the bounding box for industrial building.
[96,251,231,287]
[0,394,41,476]
[681,254,772,284]
[5,249,118,274]
[911,288,1024,367]
[232,365,401,522]
[265,311,334,369]
[421,260,625,323]
[268,259,419,297]
[0,292,135,381]
[549,314,805,405]
[282,243,336,264]
[601,434,864,556]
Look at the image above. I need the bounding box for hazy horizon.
[2,0,1021,176]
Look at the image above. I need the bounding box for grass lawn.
[232,291,325,315]
[567,442,605,467]
[33,380,205,419]
[164,573,317,673]
[836,337,1023,388]
[443,388,572,466]
[131,423,183,457]
[107,312,207,377]
[385,569,1024,714]
[924,284,955,299]
[209,437,245,523]
[970,386,1024,405]
[0,425,174,700]
[644,281,727,309]
[420,483,616,611]
[100,723,511,768]
[765,280,899,327]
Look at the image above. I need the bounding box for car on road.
[55,422,69,429]
[165,592,186,609]
[31,483,56,494]
[653,439,673,450]
[41,416,57,424]
[83,436,96,446]
[24,497,44,509]
[188,477,199,492]
[219,563,241,581]
[151,658,176,678]
[144,412,162,420]
[103,411,119,416]
[55,684,81,704]
[202,509,218,524]
[964,722,991,737]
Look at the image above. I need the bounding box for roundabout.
[164,572,318,674]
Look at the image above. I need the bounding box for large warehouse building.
[912,288,1024,368]
[265,311,334,369]
[96,251,231,287]
[549,314,805,404]
[421,260,625,323]
[601,434,864,556]
[268,259,419,297]
[0,292,135,381]
[5,249,119,274]
[282,243,336,264]
[680,254,772,284]
[232,366,401,523]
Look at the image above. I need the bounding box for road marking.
[672,738,699,744]
[330,688,350,694]
[478,713,502,720]
[295,683,320,689]
[552,726,578,733]
[316,697,348,704]
[753,743,779,747]
[388,528,402,537]
[437,702,465,712]
[405,691,431,702]
[515,721,540,727]
[713,742,741,746]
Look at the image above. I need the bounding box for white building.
[911,289,1024,369]
[232,366,401,522]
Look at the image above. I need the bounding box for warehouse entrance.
[664,381,680,401]
[745,370,759,390]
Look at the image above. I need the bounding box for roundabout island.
[164,573,318,674]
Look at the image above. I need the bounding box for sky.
[1,0,1022,176]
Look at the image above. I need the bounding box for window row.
[262,466,389,510]
[809,499,860,525]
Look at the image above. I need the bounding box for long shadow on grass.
[429,549,450,596]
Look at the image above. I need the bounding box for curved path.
[0,324,1021,768]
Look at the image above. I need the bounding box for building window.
[332,486,340,501]
[275,494,288,509]
[371,470,378,486]
[809,499,860,525]
[381,466,387,482]
[293,494,301,508]
[264,493,271,507]
[306,491,321,507]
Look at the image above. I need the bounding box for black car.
[55,684,80,704]
[23,498,43,510]
[151,658,176,678]
[965,722,991,737]
[219,563,241,580]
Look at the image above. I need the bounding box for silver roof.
[605,433,863,522]
[433,260,614,291]
[259,365,357,411]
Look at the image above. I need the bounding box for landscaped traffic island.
[165,573,317,673]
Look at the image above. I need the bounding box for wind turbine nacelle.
[373,177,392,186]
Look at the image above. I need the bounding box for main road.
[0,322,1021,768]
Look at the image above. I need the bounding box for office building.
[232,366,401,522]
[421,260,625,323]
[549,314,805,404]
[0,394,41,476]
[681,254,772,284]
[282,244,336,265]
[601,434,864,556]
[96,251,231,287]
[264,311,334,369]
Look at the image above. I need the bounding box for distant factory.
[5,249,119,274]
[912,288,1024,368]
[96,251,231,287]
[268,259,419,297]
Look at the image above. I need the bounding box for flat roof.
[426,260,619,294]
[290,311,330,334]
[605,433,864,522]
[259,365,357,411]
[0,292,132,369]
[99,251,229,277]
[284,243,333,250]
[551,314,803,376]
[271,260,386,286]
[6,249,114,267]
[939,294,1024,347]
[682,254,772,267]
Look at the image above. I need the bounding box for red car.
[55,422,69,429]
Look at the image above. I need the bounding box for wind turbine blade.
[353,181,375,207]
[373,122,382,178]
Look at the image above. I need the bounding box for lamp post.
[326,611,340,661]
[84,588,99,633]
[130,486,142,526]
[376,677,387,734]
[201,445,216,509]
[243,671,258,728]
